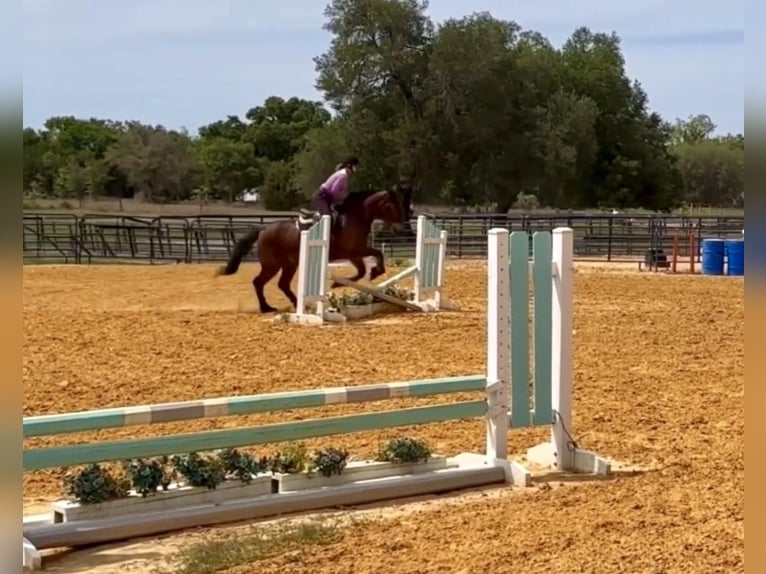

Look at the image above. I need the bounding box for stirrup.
[298,209,320,225]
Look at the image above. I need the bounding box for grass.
[153,519,346,574]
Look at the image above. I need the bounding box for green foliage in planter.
[217,448,267,484]
[266,443,308,474]
[63,463,131,505]
[382,285,414,301]
[308,447,349,478]
[122,456,176,498]
[171,452,226,490]
[326,285,413,309]
[376,437,433,464]
[327,291,367,309]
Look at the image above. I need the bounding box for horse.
[215,184,413,314]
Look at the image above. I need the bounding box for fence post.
[485,228,510,462]
[550,227,575,470]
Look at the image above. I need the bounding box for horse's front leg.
[330,258,367,288]
[359,247,386,281]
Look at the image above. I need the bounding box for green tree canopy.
[22,1,744,212]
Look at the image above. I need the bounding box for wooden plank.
[24,375,487,438]
[23,401,488,470]
[330,276,424,311]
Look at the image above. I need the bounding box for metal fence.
[22,212,745,265]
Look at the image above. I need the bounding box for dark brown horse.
[216,185,413,313]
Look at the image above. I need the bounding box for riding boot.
[329,206,341,228]
[298,207,323,228]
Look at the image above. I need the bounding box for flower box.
[339,302,400,320]
[51,474,275,523]
[273,456,455,493]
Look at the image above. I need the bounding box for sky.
[22,0,744,136]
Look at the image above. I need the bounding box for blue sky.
[23,0,744,135]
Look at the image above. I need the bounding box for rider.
[302,156,359,223]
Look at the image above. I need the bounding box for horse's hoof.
[370,268,384,280]
[260,306,277,314]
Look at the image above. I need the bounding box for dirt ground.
[23,260,744,573]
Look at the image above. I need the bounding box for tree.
[312,0,434,193]
[532,90,599,209]
[259,161,303,210]
[293,121,353,195]
[195,137,262,202]
[558,28,682,209]
[24,116,124,200]
[105,123,199,203]
[22,3,742,213]
[668,114,743,207]
[315,0,433,113]
[671,114,717,145]
[424,13,544,208]
[23,128,49,195]
[198,115,248,141]
[52,158,88,205]
[244,96,331,162]
[674,138,744,207]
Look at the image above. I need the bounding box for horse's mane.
[342,188,389,208]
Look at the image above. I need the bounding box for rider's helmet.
[342,156,359,172]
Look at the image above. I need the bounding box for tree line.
[22,0,744,212]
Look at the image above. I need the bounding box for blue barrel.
[701,239,726,275]
[726,239,744,276]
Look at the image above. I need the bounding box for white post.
[315,215,331,319]
[413,215,425,301]
[295,229,310,316]
[551,227,575,470]
[486,229,509,462]
[435,229,447,308]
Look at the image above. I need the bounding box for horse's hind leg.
[277,262,299,310]
[253,262,280,313]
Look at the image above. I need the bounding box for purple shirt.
[320,168,350,203]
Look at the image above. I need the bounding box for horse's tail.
[215,227,262,276]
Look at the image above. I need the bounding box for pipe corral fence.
[22,212,744,266]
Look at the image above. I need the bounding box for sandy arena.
[23,260,744,573]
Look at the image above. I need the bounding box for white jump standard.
[285,215,456,324]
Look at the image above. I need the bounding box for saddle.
[297,206,342,231]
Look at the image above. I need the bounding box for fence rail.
[22,212,745,264]
[23,376,488,470]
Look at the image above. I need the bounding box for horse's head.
[342,183,413,232]
[369,184,412,232]
[394,181,415,221]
